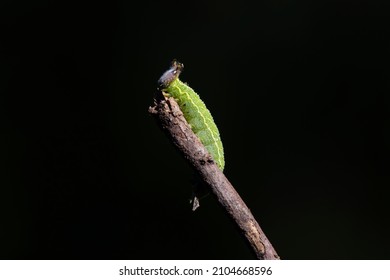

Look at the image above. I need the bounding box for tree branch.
[148,94,280,260]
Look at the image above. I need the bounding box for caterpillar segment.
[158,60,225,171]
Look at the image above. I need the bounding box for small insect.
[158,60,225,171]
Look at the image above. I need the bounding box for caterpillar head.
[158,60,184,90]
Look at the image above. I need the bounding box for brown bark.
[148,95,280,260]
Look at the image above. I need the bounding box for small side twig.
[148,95,280,260]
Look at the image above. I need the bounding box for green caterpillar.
[158,60,225,171]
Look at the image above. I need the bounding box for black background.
[1,0,389,259]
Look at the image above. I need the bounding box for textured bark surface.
[148,95,280,260]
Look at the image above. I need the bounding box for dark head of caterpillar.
[157,60,184,90]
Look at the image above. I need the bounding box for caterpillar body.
[158,60,225,171]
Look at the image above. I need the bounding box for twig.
[148,95,280,260]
